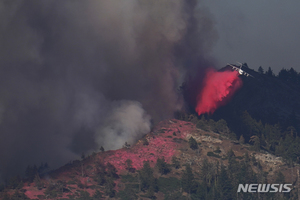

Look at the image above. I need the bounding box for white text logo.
[237,184,292,193]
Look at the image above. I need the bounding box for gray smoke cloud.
[0,0,217,181]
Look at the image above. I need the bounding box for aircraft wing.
[227,64,240,71]
[244,72,254,78]
[227,63,254,78]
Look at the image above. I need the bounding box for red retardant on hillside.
[196,68,242,115]
[102,120,194,171]
[22,120,195,199]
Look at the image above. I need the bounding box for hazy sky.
[202,0,300,74]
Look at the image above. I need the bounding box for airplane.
[227,62,254,77]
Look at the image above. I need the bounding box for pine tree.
[228,154,240,187]
[147,177,157,199]
[81,152,85,160]
[181,164,195,194]
[125,159,133,171]
[227,149,235,159]
[288,67,298,83]
[243,63,249,68]
[218,165,233,200]
[106,162,118,179]
[25,165,38,183]
[156,157,170,175]
[201,158,215,187]
[278,68,289,80]
[139,161,155,191]
[171,156,180,169]
[105,177,116,197]
[189,136,198,150]
[266,67,274,77]
[258,66,264,74]
[34,173,43,190]
[196,115,209,131]
[241,111,263,138]
[95,160,106,185]
[100,146,105,152]
[249,135,260,151]
[244,151,250,164]
[215,119,229,134]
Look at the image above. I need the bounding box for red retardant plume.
[196,68,242,115]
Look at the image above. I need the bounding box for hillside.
[1,118,299,200]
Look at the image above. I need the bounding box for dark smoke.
[0,0,217,181]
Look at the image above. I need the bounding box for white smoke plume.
[96,101,151,150]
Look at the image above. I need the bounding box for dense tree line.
[277,68,300,85]
[118,155,295,200]
[190,110,300,164]
[237,111,300,164]
[257,66,300,85]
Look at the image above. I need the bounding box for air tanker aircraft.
[228,62,254,77]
